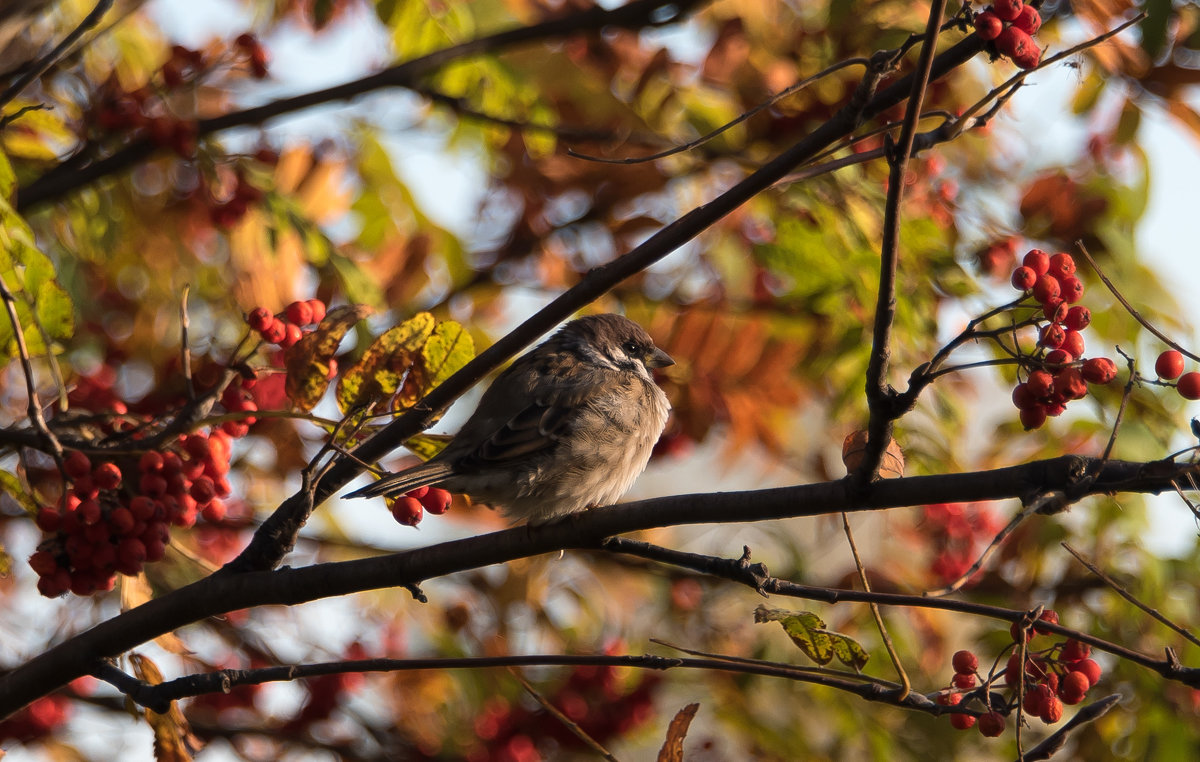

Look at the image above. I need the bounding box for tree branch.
[3,453,1198,717]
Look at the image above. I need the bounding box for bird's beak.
[646,347,675,369]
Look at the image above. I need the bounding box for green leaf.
[403,432,452,461]
[755,605,869,670]
[1140,0,1172,61]
[285,304,374,411]
[336,311,435,413]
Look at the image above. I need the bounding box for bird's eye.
[622,340,641,356]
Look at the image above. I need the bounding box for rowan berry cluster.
[1008,249,1118,430]
[28,430,235,597]
[940,609,1104,737]
[922,502,1003,585]
[974,1,1043,69]
[247,299,328,349]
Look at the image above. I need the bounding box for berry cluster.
[1152,349,1200,400]
[389,486,453,527]
[940,610,1104,737]
[974,1,1043,69]
[28,430,235,597]
[922,502,1003,585]
[247,299,329,349]
[1008,249,1118,430]
[467,645,659,762]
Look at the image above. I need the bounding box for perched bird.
[345,313,674,524]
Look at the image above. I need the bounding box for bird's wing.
[344,460,455,499]
[451,351,595,471]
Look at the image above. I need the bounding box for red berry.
[35,507,61,532]
[285,300,314,326]
[1044,348,1073,365]
[307,299,327,323]
[1034,609,1059,634]
[280,323,304,349]
[1041,695,1064,724]
[993,0,1023,21]
[139,451,164,473]
[421,487,452,515]
[936,691,962,706]
[1023,249,1050,275]
[1010,265,1037,291]
[974,10,1003,41]
[248,306,273,332]
[1039,324,1066,350]
[1027,370,1053,396]
[109,506,135,534]
[952,672,976,689]
[391,496,424,526]
[201,498,227,522]
[1054,368,1088,400]
[1178,372,1200,400]
[190,476,216,504]
[29,550,59,576]
[1155,350,1184,380]
[1042,299,1068,324]
[1071,658,1102,687]
[1060,330,1085,359]
[1058,276,1084,304]
[1064,306,1091,331]
[1058,670,1090,704]
[950,713,976,731]
[996,26,1039,69]
[79,499,102,525]
[93,462,122,490]
[184,435,212,461]
[261,318,287,344]
[1032,275,1060,304]
[1049,252,1076,278]
[1019,405,1047,430]
[952,650,979,675]
[1012,5,1042,35]
[1023,683,1050,715]
[1012,383,1038,410]
[1082,357,1117,384]
[977,711,1005,737]
[405,486,429,499]
[64,451,92,480]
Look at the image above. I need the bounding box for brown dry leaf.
[129,653,201,761]
[841,430,905,478]
[120,575,190,655]
[657,703,700,762]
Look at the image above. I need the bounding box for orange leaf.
[285,304,373,411]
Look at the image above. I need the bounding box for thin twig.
[567,58,869,164]
[1076,242,1199,362]
[841,513,910,697]
[1016,694,1121,762]
[649,637,897,688]
[0,0,114,108]
[509,669,621,762]
[1062,543,1200,649]
[0,275,62,463]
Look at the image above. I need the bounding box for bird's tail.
[344,461,455,499]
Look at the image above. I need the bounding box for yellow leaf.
[336,312,434,413]
[285,304,373,411]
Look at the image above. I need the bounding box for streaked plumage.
[345,314,673,523]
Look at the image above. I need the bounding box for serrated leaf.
[285,304,374,411]
[393,320,474,412]
[336,312,434,413]
[755,604,870,670]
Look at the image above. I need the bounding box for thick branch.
[1,453,1195,717]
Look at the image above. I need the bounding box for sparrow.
[345,313,674,524]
